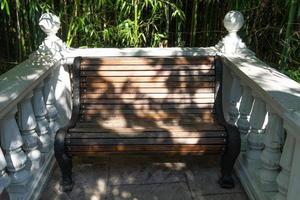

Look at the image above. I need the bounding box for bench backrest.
[72,56,219,124]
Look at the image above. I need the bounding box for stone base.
[7,150,55,200]
[234,153,277,200]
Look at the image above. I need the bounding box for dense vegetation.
[0,0,299,81]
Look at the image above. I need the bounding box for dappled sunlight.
[64,56,228,159]
[90,178,107,200]
[154,162,187,171]
[41,154,247,199]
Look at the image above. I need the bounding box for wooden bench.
[54,56,240,191]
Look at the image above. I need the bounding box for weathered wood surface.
[67,56,226,154]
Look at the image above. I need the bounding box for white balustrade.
[44,73,60,139]
[274,134,294,200]
[0,12,67,199]
[0,9,299,200]
[32,83,51,153]
[18,93,42,171]
[246,95,267,167]
[0,108,30,189]
[236,84,254,150]
[258,108,284,191]
[0,148,10,191]
[228,74,242,125]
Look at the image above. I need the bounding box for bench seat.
[54,56,241,192]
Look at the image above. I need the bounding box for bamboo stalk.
[280,0,298,68]
[190,0,198,47]
[134,0,139,47]
[14,0,22,62]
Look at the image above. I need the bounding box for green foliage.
[0,0,10,15]
[0,0,299,83]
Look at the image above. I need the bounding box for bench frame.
[54,56,241,191]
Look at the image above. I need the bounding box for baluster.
[258,109,284,191]
[236,85,254,150]
[246,95,267,167]
[275,134,295,200]
[44,73,59,138]
[18,93,42,171]
[228,74,242,125]
[0,148,10,191]
[0,108,30,188]
[32,83,51,153]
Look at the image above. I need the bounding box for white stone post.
[258,108,284,191]
[228,74,242,125]
[237,85,254,150]
[275,134,295,200]
[246,95,267,167]
[36,13,68,138]
[0,148,10,192]
[32,83,51,152]
[0,108,30,189]
[215,11,247,55]
[44,74,60,138]
[18,93,42,171]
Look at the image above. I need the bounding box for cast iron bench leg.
[219,124,241,188]
[54,129,74,191]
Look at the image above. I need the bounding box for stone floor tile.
[107,182,193,200]
[108,158,187,185]
[185,166,244,196]
[40,156,248,200]
[196,193,248,200]
[40,157,108,200]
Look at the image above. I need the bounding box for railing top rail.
[63,47,217,64]
[0,58,60,119]
[284,111,300,138]
[223,55,300,115]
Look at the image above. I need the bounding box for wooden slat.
[81,98,215,104]
[81,103,214,110]
[67,137,226,145]
[81,57,214,65]
[81,64,214,71]
[75,117,221,128]
[78,117,216,124]
[80,108,214,115]
[81,101,213,106]
[81,76,215,83]
[70,122,224,132]
[80,69,214,77]
[67,130,225,139]
[81,77,216,83]
[66,144,224,154]
[80,87,215,94]
[68,151,220,155]
[80,82,215,88]
[81,93,214,99]
[79,112,216,123]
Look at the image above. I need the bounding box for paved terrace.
[40,155,248,200]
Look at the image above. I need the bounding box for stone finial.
[29,12,68,62]
[223,11,244,33]
[39,13,61,36]
[215,10,253,56]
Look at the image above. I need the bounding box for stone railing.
[219,11,300,200]
[0,10,300,200]
[0,13,71,200]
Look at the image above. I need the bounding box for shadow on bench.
[54,56,240,191]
